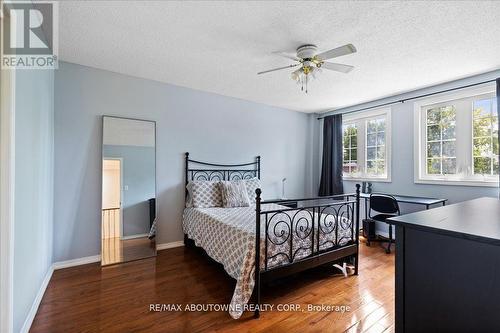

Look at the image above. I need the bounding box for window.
[343,124,358,175]
[425,106,457,175]
[342,109,391,181]
[366,118,386,176]
[415,85,498,186]
[472,98,499,176]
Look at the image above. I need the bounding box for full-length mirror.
[101,116,156,266]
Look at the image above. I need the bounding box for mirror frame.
[101,115,157,266]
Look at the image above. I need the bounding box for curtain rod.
[317,78,498,120]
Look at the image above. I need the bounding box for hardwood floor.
[101,236,156,266]
[30,239,394,333]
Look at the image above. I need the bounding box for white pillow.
[186,181,222,208]
[243,177,261,203]
[219,181,251,208]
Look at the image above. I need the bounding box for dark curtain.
[497,78,500,194]
[319,114,344,196]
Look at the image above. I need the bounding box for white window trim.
[413,84,498,187]
[343,108,392,182]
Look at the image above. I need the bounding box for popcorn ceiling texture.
[59,1,500,113]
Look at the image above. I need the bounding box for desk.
[388,198,500,332]
[267,199,298,208]
[350,193,447,252]
[358,192,447,219]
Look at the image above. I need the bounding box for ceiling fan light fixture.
[290,67,302,81]
[258,42,357,93]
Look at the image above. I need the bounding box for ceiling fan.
[257,43,357,93]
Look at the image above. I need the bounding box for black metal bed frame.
[183,153,360,318]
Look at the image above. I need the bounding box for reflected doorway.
[102,159,123,265]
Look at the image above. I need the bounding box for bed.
[182,153,361,319]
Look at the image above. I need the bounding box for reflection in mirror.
[101,116,156,266]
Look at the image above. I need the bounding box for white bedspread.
[182,203,353,319]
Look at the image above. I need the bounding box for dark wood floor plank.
[30,238,394,332]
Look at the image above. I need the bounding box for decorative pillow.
[186,181,222,208]
[243,177,261,203]
[219,181,251,208]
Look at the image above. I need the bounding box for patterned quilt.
[182,204,353,319]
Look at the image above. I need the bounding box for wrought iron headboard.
[184,152,261,197]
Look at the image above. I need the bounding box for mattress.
[182,203,353,319]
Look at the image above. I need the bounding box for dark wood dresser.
[388,197,500,333]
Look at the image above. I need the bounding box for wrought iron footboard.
[253,184,361,318]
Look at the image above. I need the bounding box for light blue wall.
[13,68,54,332]
[316,70,500,236]
[54,61,316,261]
[103,145,155,236]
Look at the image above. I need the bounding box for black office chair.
[369,193,400,254]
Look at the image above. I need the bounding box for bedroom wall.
[315,70,500,235]
[53,61,316,262]
[13,68,54,332]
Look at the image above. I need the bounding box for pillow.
[186,181,222,208]
[219,180,251,208]
[243,177,261,203]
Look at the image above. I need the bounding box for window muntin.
[343,123,358,175]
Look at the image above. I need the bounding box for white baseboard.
[121,233,148,240]
[20,265,53,333]
[52,255,101,270]
[156,241,184,251]
[20,255,101,333]
[20,243,183,332]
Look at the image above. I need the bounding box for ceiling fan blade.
[272,51,301,62]
[315,44,356,61]
[321,62,354,73]
[257,63,299,75]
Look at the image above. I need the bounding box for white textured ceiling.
[59,1,500,113]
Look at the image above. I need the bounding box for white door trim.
[102,157,123,239]
[0,35,16,333]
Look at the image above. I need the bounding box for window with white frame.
[472,98,499,176]
[342,123,358,174]
[366,118,386,176]
[342,108,391,181]
[415,85,498,186]
[425,106,457,175]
